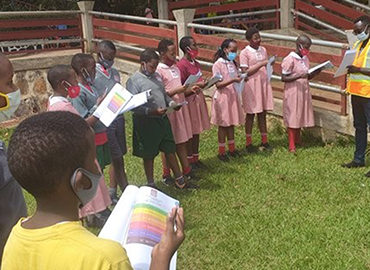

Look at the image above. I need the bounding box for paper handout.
[266,56,275,82]
[99,185,179,270]
[203,74,222,90]
[308,60,334,74]
[334,50,357,78]
[93,83,149,127]
[183,72,202,89]
[233,73,248,94]
[165,101,188,115]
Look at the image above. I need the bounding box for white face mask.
[357,25,369,41]
[0,89,21,122]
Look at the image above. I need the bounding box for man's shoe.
[246,144,258,153]
[341,161,365,168]
[218,154,230,162]
[259,143,272,151]
[162,175,175,186]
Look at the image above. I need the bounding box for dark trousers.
[352,95,370,164]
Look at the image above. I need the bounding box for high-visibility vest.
[347,40,370,98]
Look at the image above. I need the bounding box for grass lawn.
[3,115,370,269]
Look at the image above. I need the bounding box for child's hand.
[96,92,107,106]
[197,79,207,89]
[191,85,201,94]
[152,108,167,116]
[300,73,309,79]
[233,76,242,83]
[152,207,185,262]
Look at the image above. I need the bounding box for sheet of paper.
[346,30,357,49]
[266,56,275,82]
[99,185,139,245]
[165,101,188,115]
[93,83,133,127]
[183,72,201,89]
[233,73,248,94]
[203,74,222,90]
[119,90,151,114]
[334,49,357,78]
[123,187,179,270]
[308,60,334,74]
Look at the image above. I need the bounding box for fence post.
[280,0,294,29]
[173,9,195,58]
[78,1,95,53]
[157,0,169,28]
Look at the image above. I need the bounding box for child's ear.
[73,171,92,191]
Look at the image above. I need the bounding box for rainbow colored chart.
[107,92,126,114]
[126,203,167,247]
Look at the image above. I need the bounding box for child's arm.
[241,60,268,76]
[281,73,307,82]
[308,68,322,80]
[166,85,187,97]
[150,207,185,270]
[216,77,242,89]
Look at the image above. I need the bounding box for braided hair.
[213,39,238,66]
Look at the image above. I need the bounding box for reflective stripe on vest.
[347,39,370,97]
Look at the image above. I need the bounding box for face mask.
[63,81,80,99]
[227,52,237,61]
[357,25,369,41]
[187,47,199,59]
[142,63,151,76]
[164,58,175,67]
[0,89,21,122]
[99,53,114,69]
[299,45,310,56]
[70,167,102,207]
[81,68,93,85]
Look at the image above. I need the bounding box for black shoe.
[259,143,272,151]
[162,175,175,186]
[228,150,241,158]
[196,160,208,169]
[341,161,365,168]
[190,162,200,171]
[185,170,200,181]
[218,154,230,162]
[175,176,199,189]
[246,144,258,153]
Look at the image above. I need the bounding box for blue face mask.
[227,52,237,61]
[357,25,369,41]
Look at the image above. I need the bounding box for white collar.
[158,62,175,69]
[289,51,307,60]
[49,95,69,107]
[246,45,261,52]
[216,57,231,64]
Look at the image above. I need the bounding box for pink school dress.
[156,63,193,144]
[281,52,314,128]
[210,58,245,127]
[177,58,211,135]
[47,96,112,218]
[239,45,274,114]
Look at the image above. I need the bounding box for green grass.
[5,115,370,269]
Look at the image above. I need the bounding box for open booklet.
[165,101,188,115]
[99,185,180,270]
[183,71,202,89]
[233,73,248,94]
[93,83,150,127]
[334,49,357,78]
[308,60,334,74]
[203,74,222,91]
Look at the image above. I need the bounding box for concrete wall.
[9,51,354,141]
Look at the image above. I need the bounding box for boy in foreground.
[2,111,185,270]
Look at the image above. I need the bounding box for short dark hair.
[8,111,91,199]
[98,40,116,52]
[47,65,72,90]
[179,36,194,53]
[140,48,159,63]
[158,39,174,54]
[354,15,370,25]
[71,53,94,76]
[245,27,259,40]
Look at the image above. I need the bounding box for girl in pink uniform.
[177,36,211,170]
[157,39,199,182]
[46,65,111,227]
[281,35,322,152]
[211,39,245,162]
[240,27,274,152]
